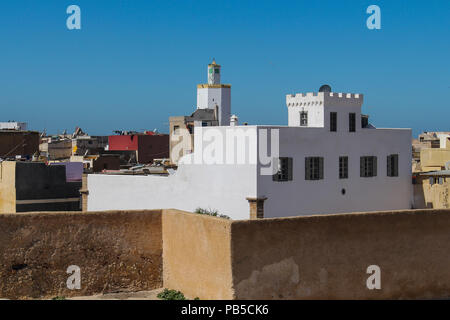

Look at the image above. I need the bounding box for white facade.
[197,61,231,126]
[88,87,412,220]
[0,122,27,131]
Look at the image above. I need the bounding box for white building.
[87,82,412,220]
[0,122,27,131]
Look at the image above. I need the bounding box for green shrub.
[194,207,230,219]
[157,288,186,300]
[51,296,66,300]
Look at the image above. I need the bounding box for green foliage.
[194,207,230,220]
[52,296,66,300]
[157,288,186,300]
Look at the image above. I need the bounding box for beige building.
[169,109,218,165]
[413,133,450,209]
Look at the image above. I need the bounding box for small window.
[173,125,180,133]
[360,156,377,177]
[215,68,220,74]
[305,157,324,180]
[202,121,208,127]
[339,156,348,179]
[387,154,399,177]
[330,112,337,132]
[349,113,356,132]
[300,111,308,126]
[273,157,293,182]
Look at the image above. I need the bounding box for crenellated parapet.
[286,91,364,108]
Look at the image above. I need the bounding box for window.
[339,156,348,179]
[215,68,220,74]
[305,157,324,180]
[387,154,399,177]
[201,121,208,127]
[349,113,356,132]
[429,177,435,186]
[300,111,308,126]
[360,156,377,177]
[330,112,337,132]
[273,157,293,182]
[173,125,180,133]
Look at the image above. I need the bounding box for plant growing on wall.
[157,288,186,300]
[194,207,230,219]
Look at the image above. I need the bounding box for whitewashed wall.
[257,126,412,218]
[88,124,412,220]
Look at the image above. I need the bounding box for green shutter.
[319,157,324,180]
[394,155,399,176]
[387,155,392,177]
[373,156,377,177]
[305,158,310,180]
[360,157,364,177]
[288,158,293,181]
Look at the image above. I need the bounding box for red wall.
[108,135,139,151]
[108,134,169,164]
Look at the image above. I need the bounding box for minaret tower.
[197,59,231,126]
[208,59,221,85]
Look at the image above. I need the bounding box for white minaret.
[197,60,231,126]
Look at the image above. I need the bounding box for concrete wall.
[0,210,162,299]
[162,209,234,300]
[230,209,450,299]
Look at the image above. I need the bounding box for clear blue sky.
[0,0,448,137]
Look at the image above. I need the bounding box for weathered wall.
[230,209,450,299]
[0,161,16,214]
[0,131,39,158]
[4,208,450,300]
[162,209,234,300]
[0,210,162,299]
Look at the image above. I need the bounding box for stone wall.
[230,209,450,299]
[0,210,162,299]
[3,208,450,300]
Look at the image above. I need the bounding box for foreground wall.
[162,209,234,299]
[230,209,450,299]
[4,208,450,300]
[0,210,162,299]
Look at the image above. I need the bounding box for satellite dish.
[319,84,332,92]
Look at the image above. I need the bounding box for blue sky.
[0,0,448,136]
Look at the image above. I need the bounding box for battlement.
[286,91,363,107]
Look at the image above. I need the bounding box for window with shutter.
[387,154,399,177]
[305,157,324,180]
[272,157,293,182]
[300,112,308,126]
[360,156,377,177]
[339,156,348,179]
